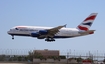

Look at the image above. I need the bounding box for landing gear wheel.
[51,38,55,41]
[45,38,55,42]
[12,37,14,39]
[45,38,49,41]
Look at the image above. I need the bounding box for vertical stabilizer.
[77,13,98,31]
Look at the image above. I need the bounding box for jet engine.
[39,30,48,35]
[31,32,39,37]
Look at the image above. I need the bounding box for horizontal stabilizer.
[78,30,95,34]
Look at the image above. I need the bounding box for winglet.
[63,24,67,27]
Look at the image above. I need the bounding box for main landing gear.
[45,38,55,42]
[12,35,14,40]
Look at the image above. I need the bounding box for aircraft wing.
[47,24,66,36]
[30,24,67,38]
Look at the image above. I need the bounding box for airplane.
[7,13,98,42]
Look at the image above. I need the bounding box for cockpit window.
[15,28,19,30]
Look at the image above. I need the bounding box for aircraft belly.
[10,31,30,36]
[17,31,30,34]
[54,30,79,38]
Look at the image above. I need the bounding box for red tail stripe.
[89,32,94,34]
[84,15,96,21]
[78,26,89,31]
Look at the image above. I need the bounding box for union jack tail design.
[77,13,98,31]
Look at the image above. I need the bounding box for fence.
[0,49,105,61]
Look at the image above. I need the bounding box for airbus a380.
[7,13,98,42]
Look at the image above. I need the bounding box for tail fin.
[77,13,98,31]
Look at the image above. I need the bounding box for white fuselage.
[7,26,81,39]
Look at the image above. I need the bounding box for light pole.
[67,52,69,64]
[97,50,98,64]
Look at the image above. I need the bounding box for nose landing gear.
[12,35,14,40]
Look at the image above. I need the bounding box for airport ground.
[0,62,32,64]
[0,63,29,64]
[0,62,64,64]
[0,63,79,64]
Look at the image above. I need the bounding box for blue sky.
[0,0,105,55]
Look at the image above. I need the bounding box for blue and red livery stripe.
[84,15,96,22]
[78,25,89,31]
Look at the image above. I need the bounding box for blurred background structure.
[0,49,105,63]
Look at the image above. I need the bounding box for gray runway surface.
[0,63,27,64]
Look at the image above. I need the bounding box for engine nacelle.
[31,33,39,37]
[39,30,48,35]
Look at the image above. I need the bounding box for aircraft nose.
[7,31,11,35]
